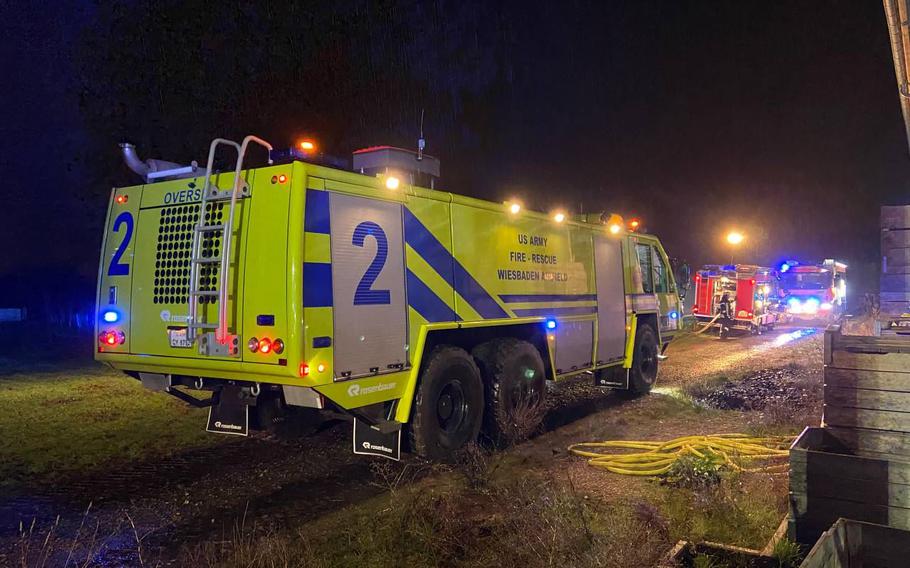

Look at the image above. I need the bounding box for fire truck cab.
[778,259,847,322]
[692,264,779,336]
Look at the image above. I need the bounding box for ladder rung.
[192,258,221,264]
[195,224,225,232]
[190,290,219,297]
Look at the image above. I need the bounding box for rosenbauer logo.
[362,441,393,454]
[347,382,396,397]
[214,421,243,431]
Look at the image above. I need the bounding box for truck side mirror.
[675,263,691,300]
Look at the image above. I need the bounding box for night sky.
[2,1,908,313]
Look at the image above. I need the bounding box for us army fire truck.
[96,135,681,460]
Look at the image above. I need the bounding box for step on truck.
[95,135,682,460]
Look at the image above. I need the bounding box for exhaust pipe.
[119,142,199,183]
[119,143,150,179]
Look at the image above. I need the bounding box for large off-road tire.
[472,338,546,445]
[627,322,659,395]
[409,345,484,460]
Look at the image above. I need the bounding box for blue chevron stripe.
[403,208,508,319]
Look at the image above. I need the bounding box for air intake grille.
[154,203,224,305]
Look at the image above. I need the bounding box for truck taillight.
[272,339,285,354]
[299,363,310,377]
[693,306,699,313]
[258,338,272,354]
[99,330,125,346]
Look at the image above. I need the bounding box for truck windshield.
[780,271,831,290]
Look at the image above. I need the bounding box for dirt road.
[0,325,823,566]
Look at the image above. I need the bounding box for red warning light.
[116,195,128,204]
[278,174,287,184]
[299,363,310,377]
[258,338,272,354]
[99,330,124,346]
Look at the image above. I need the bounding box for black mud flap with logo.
[353,418,401,461]
[207,385,249,436]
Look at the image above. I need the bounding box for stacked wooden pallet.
[881,206,910,317]
[790,327,910,546]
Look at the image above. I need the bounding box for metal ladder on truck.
[186,135,273,356]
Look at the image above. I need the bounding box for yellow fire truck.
[95,136,681,460]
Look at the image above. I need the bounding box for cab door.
[650,246,680,337]
[329,193,408,379]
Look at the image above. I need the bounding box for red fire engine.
[692,264,780,337]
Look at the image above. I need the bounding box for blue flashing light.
[102,310,119,323]
[545,319,557,330]
[669,311,679,320]
[787,297,801,306]
[780,262,790,273]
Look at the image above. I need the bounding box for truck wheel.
[473,338,546,445]
[409,345,484,460]
[628,323,659,395]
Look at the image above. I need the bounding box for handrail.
[216,135,273,343]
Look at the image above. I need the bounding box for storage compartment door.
[594,236,626,363]
[330,194,408,378]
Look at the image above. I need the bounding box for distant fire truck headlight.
[102,310,119,323]
[821,302,833,311]
[804,298,820,314]
[669,311,679,320]
[787,297,802,314]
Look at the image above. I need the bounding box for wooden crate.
[789,427,910,545]
[792,329,910,545]
[800,518,910,568]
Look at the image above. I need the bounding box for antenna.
[417,108,425,161]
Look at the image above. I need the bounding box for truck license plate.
[168,327,192,348]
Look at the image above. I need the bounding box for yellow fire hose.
[693,313,722,335]
[568,434,793,476]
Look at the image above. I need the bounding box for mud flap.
[594,366,629,389]
[353,418,401,461]
[207,385,249,436]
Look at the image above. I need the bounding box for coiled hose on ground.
[568,434,793,476]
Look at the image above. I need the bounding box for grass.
[0,362,222,490]
[180,471,670,568]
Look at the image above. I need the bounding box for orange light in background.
[385,176,400,190]
[317,363,326,373]
[277,174,287,184]
[553,211,566,223]
[506,201,522,215]
[299,140,316,152]
[726,231,745,245]
[628,218,641,231]
[609,223,622,234]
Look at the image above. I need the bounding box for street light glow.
[726,231,745,245]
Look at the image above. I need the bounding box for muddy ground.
[0,325,824,566]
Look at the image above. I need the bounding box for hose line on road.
[568,434,793,476]
[693,313,722,335]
